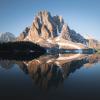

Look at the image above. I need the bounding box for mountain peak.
[37,11,51,17]
[26,11,65,42]
[0,32,16,42]
[17,11,87,48]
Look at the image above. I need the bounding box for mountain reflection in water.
[0,54,100,100]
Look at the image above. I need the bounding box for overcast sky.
[0,0,100,40]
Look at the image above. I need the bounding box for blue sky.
[0,0,100,40]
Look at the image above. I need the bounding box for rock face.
[27,11,62,42]
[87,39,100,49]
[18,11,87,48]
[69,30,87,44]
[84,35,100,49]
[17,27,30,41]
[60,24,70,40]
[0,32,16,42]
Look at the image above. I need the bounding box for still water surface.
[0,54,100,100]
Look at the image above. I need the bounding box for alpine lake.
[0,50,100,100]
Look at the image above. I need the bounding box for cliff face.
[17,11,87,48]
[87,39,100,49]
[27,11,66,42]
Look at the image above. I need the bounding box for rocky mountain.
[84,34,100,49]
[87,39,100,49]
[17,11,88,48]
[17,27,30,41]
[0,32,16,42]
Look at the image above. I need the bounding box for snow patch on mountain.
[0,32,16,42]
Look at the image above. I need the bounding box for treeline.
[0,41,46,53]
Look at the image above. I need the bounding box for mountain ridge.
[0,11,99,49]
[0,32,16,42]
[17,11,88,49]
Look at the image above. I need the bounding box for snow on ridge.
[0,32,16,42]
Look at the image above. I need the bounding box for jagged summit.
[17,11,87,48]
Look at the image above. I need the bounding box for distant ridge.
[0,32,16,42]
